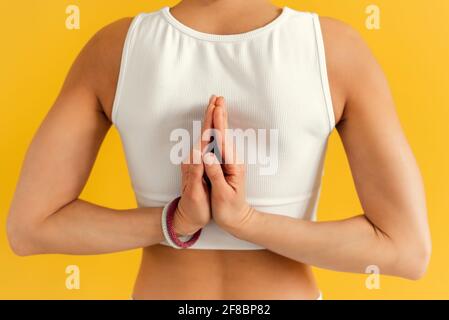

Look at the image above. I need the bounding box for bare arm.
[5,19,168,256]
[205,19,431,280]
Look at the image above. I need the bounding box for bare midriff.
[132,244,320,300]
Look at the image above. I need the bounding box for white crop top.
[112,6,336,250]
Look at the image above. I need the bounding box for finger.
[214,96,226,130]
[223,138,240,168]
[181,149,202,193]
[188,149,205,182]
[200,95,218,152]
[203,95,217,132]
[203,152,228,190]
[214,98,244,183]
[217,96,228,130]
[222,140,245,189]
[212,98,226,162]
[214,97,237,167]
[181,95,216,192]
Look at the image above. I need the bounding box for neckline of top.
[160,6,291,42]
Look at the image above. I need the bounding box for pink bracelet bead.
[166,197,202,248]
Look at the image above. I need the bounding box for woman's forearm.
[231,210,427,280]
[8,199,164,256]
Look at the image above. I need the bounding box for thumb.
[188,149,205,182]
[203,152,227,190]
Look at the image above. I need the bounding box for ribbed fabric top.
[112,6,335,250]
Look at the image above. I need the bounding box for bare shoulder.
[87,17,134,65]
[318,17,384,124]
[67,17,134,121]
[319,16,379,73]
[319,17,362,45]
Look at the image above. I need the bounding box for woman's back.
[105,5,333,299]
[113,6,335,251]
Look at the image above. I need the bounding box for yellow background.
[0,0,448,299]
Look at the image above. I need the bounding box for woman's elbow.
[6,214,40,257]
[396,236,432,281]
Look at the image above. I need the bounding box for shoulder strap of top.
[111,13,145,125]
[311,13,336,132]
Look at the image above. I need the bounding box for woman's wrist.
[226,206,260,240]
[161,197,203,249]
[172,206,202,236]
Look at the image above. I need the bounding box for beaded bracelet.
[161,197,202,249]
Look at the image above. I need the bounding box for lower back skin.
[132,245,320,300]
